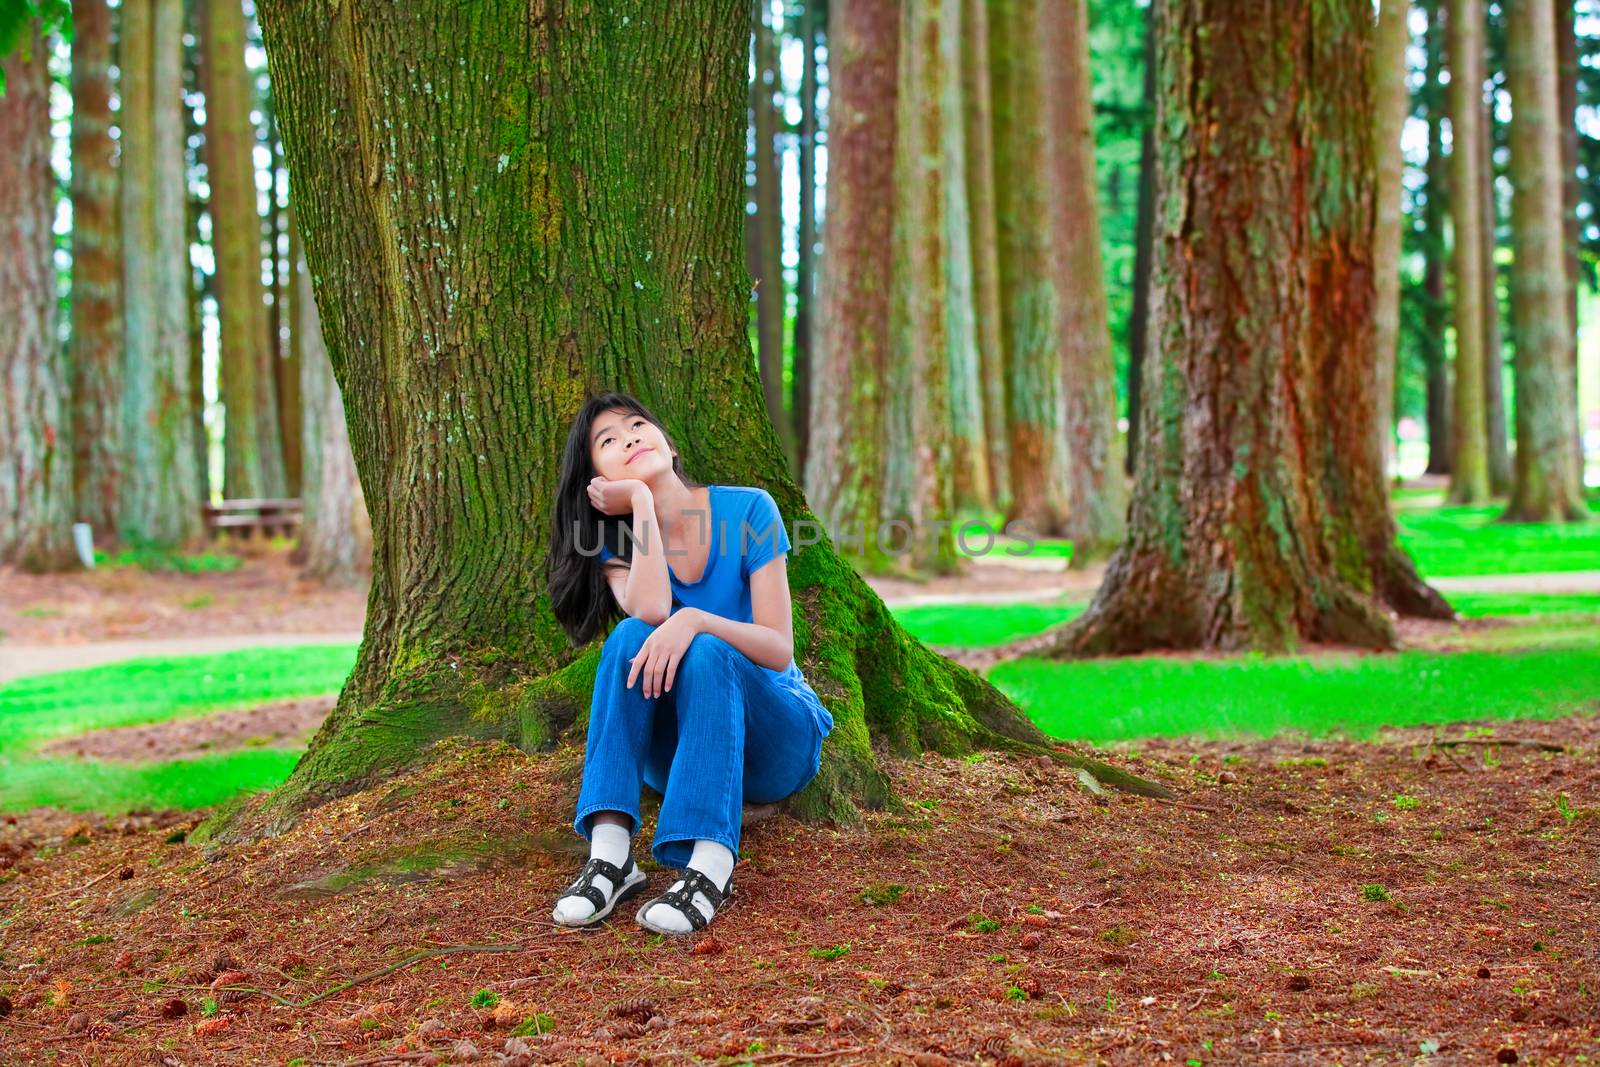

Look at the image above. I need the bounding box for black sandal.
[552,856,648,928]
[633,867,734,935]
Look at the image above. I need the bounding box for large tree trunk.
[1044,0,1125,560]
[1503,0,1588,522]
[203,0,287,501]
[293,214,371,585]
[69,0,125,541]
[961,0,1008,508]
[808,0,902,572]
[1479,86,1512,495]
[121,0,204,548]
[1422,0,1451,477]
[1371,0,1408,483]
[991,0,1072,536]
[1044,0,1444,657]
[751,0,792,472]
[1,24,76,571]
[1124,0,1156,480]
[884,0,963,575]
[1447,0,1490,503]
[243,0,1165,826]
[792,0,817,481]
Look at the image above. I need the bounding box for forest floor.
[2,712,1597,1066]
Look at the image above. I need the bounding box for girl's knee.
[679,632,738,674]
[602,616,656,659]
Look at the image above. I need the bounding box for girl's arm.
[677,556,795,672]
[608,484,673,624]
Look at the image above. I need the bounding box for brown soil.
[37,698,333,764]
[0,545,366,647]
[2,715,1596,1065]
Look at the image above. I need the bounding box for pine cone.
[609,998,658,1023]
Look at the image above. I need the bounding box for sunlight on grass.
[1395,498,1600,577]
[0,645,357,813]
[891,600,1085,647]
[991,624,1600,745]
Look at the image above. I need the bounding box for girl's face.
[589,407,674,482]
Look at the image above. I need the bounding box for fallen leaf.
[196,1017,232,1037]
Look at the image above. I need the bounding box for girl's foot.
[635,866,733,935]
[552,855,648,927]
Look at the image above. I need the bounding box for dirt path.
[1,714,1595,1065]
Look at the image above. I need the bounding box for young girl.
[544,392,834,934]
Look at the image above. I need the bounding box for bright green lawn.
[0,645,357,813]
[1393,498,1600,577]
[889,593,1600,649]
[989,624,1600,745]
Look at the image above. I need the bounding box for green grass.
[0,644,357,813]
[888,593,1598,650]
[990,624,1600,745]
[891,600,1086,647]
[1394,498,1600,578]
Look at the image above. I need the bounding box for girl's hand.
[589,475,649,517]
[626,608,703,698]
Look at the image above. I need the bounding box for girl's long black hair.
[546,392,704,646]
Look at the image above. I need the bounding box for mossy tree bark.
[1,23,76,572]
[1503,0,1589,522]
[121,0,204,548]
[248,0,1169,829]
[1044,0,1126,561]
[1043,0,1447,658]
[70,0,125,541]
[203,0,287,501]
[1446,0,1491,505]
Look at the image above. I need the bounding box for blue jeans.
[572,616,825,869]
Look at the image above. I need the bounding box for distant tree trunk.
[1372,0,1409,481]
[752,0,792,471]
[1479,87,1512,494]
[962,0,1009,508]
[808,0,901,571]
[267,105,302,497]
[1554,0,1582,475]
[1,25,76,571]
[1503,0,1588,521]
[1045,0,1442,657]
[185,26,210,503]
[293,215,370,584]
[1125,0,1156,479]
[1313,0,1454,620]
[1447,0,1490,503]
[933,0,989,517]
[121,0,204,547]
[203,0,287,500]
[991,0,1071,536]
[69,0,124,540]
[231,0,1167,825]
[1045,0,1125,560]
[793,0,817,480]
[1422,0,1452,476]
[885,0,963,575]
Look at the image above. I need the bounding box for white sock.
[554,820,633,924]
[643,840,734,933]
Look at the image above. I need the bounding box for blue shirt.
[598,485,834,742]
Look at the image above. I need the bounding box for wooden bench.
[202,498,304,540]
